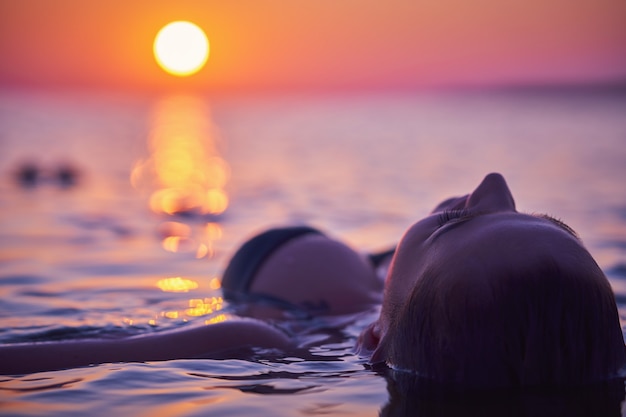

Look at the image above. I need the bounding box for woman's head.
[222,226,383,316]
[358,173,626,387]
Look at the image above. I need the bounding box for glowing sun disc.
[154,21,209,77]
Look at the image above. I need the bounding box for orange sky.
[0,0,625,93]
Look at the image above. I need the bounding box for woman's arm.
[0,318,293,375]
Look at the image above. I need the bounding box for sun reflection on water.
[186,297,224,317]
[128,95,231,329]
[131,95,230,217]
[205,314,228,324]
[131,95,230,262]
[153,280,225,326]
[156,276,199,292]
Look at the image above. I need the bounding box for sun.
[153,21,209,77]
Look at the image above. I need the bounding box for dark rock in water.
[56,163,79,187]
[13,160,81,188]
[15,162,40,187]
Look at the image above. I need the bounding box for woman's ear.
[356,321,386,364]
[370,340,387,365]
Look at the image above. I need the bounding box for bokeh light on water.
[130,95,230,217]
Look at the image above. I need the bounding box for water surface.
[1,89,625,416]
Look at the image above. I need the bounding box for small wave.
[0,378,83,393]
[0,324,148,344]
[0,275,47,286]
[607,263,626,279]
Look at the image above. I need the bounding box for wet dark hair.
[221,225,324,301]
[384,254,626,388]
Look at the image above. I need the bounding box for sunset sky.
[0,0,625,93]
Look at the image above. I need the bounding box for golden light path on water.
[131,95,229,217]
[129,95,229,327]
[124,295,226,327]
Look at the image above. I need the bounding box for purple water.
[1,88,625,416]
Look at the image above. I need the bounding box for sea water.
[0,88,625,416]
